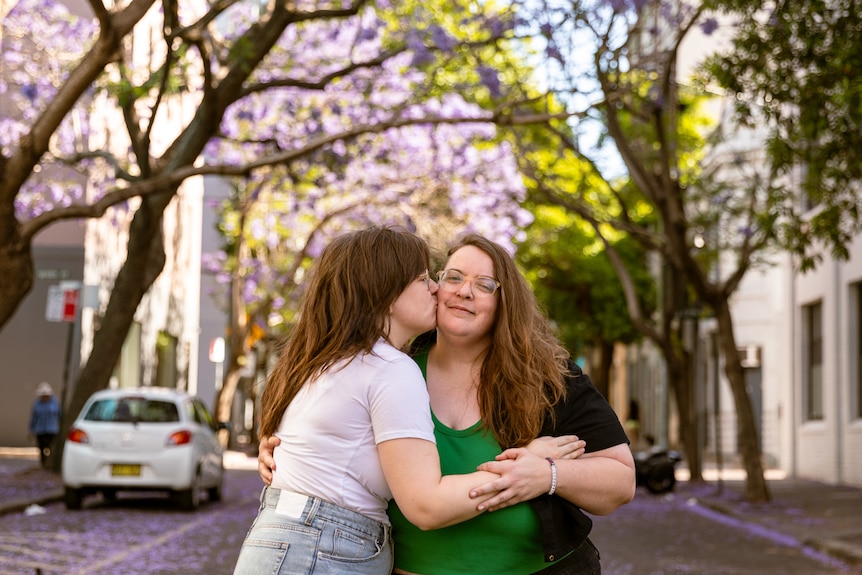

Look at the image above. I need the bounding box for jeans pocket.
[319,526,385,562]
[233,538,290,575]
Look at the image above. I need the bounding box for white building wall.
[786,233,862,487]
[835,234,862,485]
[794,256,837,482]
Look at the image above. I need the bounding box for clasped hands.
[470,435,584,512]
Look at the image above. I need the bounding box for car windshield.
[84,397,180,423]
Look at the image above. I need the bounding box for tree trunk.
[663,345,702,481]
[216,354,243,447]
[587,341,614,399]
[662,262,703,481]
[715,298,770,502]
[683,346,703,482]
[0,226,33,327]
[49,198,169,471]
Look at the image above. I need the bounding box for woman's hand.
[468,448,552,512]
[466,436,585,512]
[526,435,585,460]
[257,435,280,486]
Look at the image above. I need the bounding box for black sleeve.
[540,361,629,452]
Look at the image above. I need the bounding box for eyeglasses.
[419,270,431,289]
[436,269,501,295]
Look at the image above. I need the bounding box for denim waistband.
[260,486,390,539]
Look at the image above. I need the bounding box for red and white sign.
[45,283,81,323]
[62,288,79,322]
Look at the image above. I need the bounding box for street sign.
[62,288,79,322]
[46,283,81,323]
[45,285,64,322]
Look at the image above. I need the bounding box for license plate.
[111,464,141,477]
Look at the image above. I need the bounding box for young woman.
[233,227,502,575]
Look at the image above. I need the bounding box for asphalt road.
[1,467,855,574]
[0,467,262,575]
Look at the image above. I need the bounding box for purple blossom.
[477,66,502,98]
[407,31,435,67]
[610,0,628,12]
[486,16,511,38]
[429,25,457,52]
[357,27,377,42]
[21,84,38,102]
[699,18,719,35]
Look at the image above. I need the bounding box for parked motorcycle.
[634,446,683,494]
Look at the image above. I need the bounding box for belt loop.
[303,496,321,526]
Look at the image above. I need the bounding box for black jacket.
[529,362,630,562]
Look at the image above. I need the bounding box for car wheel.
[64,487,83,510]
[207,473,223,503]
[176,469,202,511]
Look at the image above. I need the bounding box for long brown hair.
[448,234,569,448]
[259,226,431,436]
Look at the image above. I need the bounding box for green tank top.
[387,349,547,575]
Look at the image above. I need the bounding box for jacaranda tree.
[1,0,547,458]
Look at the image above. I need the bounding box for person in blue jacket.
[29,382,61,468]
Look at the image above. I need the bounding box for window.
[803,302,823,421]
[85,398,179,423]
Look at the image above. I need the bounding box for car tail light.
[167,430,193,446]
[67,428,90,444]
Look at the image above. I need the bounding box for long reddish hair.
[448,234,569,447]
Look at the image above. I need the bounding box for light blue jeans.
[233,486,393,575]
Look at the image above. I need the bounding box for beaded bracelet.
[546,457,557,496]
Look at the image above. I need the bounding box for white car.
[62,387,226,511]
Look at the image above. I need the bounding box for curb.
[806,536,862,569]
[0,489,64,516]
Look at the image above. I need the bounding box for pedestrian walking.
[29,382,61,468]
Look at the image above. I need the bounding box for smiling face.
[435,245,499,343]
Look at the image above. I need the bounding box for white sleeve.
[368,356,436,445]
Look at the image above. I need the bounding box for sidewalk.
[682,473,862,569]
[2,448,862,570]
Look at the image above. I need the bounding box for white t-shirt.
[271,339,435,524]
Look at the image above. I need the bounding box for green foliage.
[705,0,862,269]
[518,202,655,358]
[511,111,657,356]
